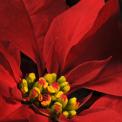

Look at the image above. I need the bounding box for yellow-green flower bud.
[66,97,79,110]
[69,97,77,105]
[47,86,56,93]
[69,110,76,118]
[20,79,28,94]
[39,77,48,88]
[57,76,66,84]
[55,91,64,99]
[51,73,57,82]
[29,87,40,99]
[51,95,56,101]
[57,94,68,108]
[63,111,69,118]
[44,73,55,84]
[61,85,70,93]
[47,82,60,93]
[51,102,62,114]
[33,82,42,92]
[60,82,68,88]
[26,73,36,83]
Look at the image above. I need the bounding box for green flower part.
[29,87,40,99]
[66,97,79,110]
[57,76,66,84]
[47,82,60,93]
[61,84,70,93]
[20,79,28,94]
[51,102,62,114]
[26,72,36,84]
[63,111,69,118]
[44,73,57,84]
[55,91,64,99]
[57,94,68,108]
[69,110,77,118]
[19,73,79,119]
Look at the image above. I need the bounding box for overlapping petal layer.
[43,0,105,72]
[0,0,38,63]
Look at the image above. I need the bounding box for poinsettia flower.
[0,0,122,122]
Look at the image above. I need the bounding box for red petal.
[76,95,122,122]
[66,57,111,89]
[0,94,48,122]
[23,0,67,72]
[0,95,22,121]
[84,60,122,96]
[64,0,120,72]
[0,0,38,63]
[43,0,105,72]
[72,109,122,122]
[0,64,16,97]
[59,95,122,122]
[0,41,21,80]
[28,113,49,122]
[0,64,22,101]
[2,104,49,122]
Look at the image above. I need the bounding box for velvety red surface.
[0,0,122,121]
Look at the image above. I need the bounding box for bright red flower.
[0,0,122,122]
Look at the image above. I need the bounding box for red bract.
[0,0,122,122]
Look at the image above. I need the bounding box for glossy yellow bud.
[66,97,79,110]
[29,87,40,99]
[51,102,62,114]
[51,73,57,81]
[69,110,76,118]
[57,76,66,84]
[47,82,60,93]
[33,82,42,92]
[47,86,56,93]
[55,91,64,99]
[38,77,48,89]
[51,95,56,101]
[60,82,68,88]
[63,111,69,118]
[69,97,77,105]
[61,85,70,93]
[57,94,68,108]
[44,73,55,84]
[26,73,36,83]
[20,79,28,94]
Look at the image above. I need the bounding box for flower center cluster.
[19,73,79,119]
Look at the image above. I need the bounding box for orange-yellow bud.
[41,94,51,107]
[26,73,36,83]
[69,110,77,118]
[66,97,79,110]
[57,94,68,108]
[61,85,70,93]
[29,87,40,99]
[20,79,28,94]
[47,82,60,93]
[38,77,48,89]
[38,93,43,102]
[57,76,66,84]
[55,91,64,99]
[51,102,62,114]
[44,73,56,84]
[63,111,69,118]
